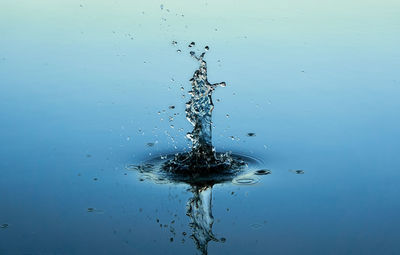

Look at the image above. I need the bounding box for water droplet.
[295,170,304,174]
[160,4,164,10]
[247,132,256,137]
[254,169,271,175]
[170,125,174,129]
[172,41,177,45]
[205,46,209,51]
[229,136,240,141]
[169,105,175,109]
[188,42,195,47]
[226,114,230,118]
[126,136,131,141]
[87,208,94,212]
[1,224,8,229]
[177,49,181,53]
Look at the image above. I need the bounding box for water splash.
[128,44,275,254]
[163,50,245,173]
[127,46,269,253]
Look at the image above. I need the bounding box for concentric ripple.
[127,152,264,186]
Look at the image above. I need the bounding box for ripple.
[130,152,265,186]
[232,174,260,185]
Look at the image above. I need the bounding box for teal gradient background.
[1,0,400,254]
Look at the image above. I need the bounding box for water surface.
[1,0,400,254]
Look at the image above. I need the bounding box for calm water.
[1,0,400,254]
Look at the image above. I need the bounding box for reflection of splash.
[128,155,267,254]
[187,185,221,255]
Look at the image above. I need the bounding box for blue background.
[1,0,400,254]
